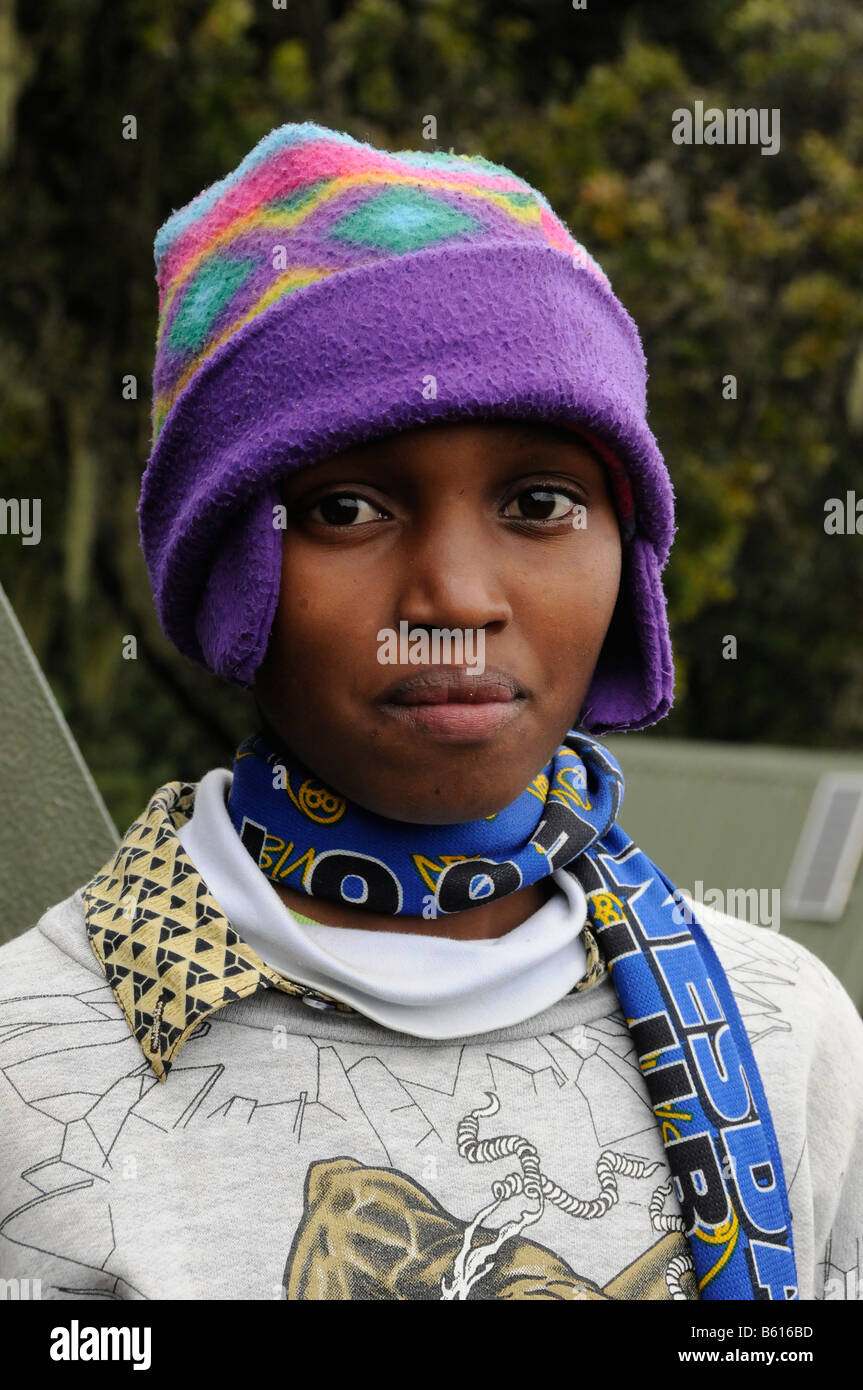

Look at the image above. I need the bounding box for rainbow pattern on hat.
[151,122,611,443]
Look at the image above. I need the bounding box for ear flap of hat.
[194,486,283,687]
[579,536,674,734]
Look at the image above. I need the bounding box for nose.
[394,507,512,635]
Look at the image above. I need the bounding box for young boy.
[1,122,861,1303]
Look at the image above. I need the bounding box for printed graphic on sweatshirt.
[282,1088,697,1300]
[0,973,695,1300]
[0,915,829,1300]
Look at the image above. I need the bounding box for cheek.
[266,551,382,687]
[526,534,621,642]
[583,548,623,634]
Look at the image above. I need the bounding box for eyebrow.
[481,426,606,471]
[481,421,587,447]
[480,425,609,474]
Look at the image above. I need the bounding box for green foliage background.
[2,0,862,831]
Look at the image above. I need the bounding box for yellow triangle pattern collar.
[81,780,356,1083]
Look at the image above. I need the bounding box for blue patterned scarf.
[227,726,798,1300]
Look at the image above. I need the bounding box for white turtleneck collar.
[176,768,589,1039]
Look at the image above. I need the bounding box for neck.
[272,875,557,940]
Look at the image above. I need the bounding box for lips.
[377,668,527,743]
[379,668,523,706]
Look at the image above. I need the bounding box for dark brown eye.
[504,487,581,521]
[307,494,383,526]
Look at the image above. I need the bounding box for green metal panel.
[0,583,118,945]
[606,735,863,1011]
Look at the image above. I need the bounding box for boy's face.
[254,419,622,823]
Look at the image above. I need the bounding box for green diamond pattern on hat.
[267,180,329,213]
[327,186,484,253]
[150,121,614,446]
[169,257,257,354]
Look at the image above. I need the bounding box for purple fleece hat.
[139,121,675,733]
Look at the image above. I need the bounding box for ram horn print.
[454,1090,664,1217]
[441,1090,668,1298]
[283,1154,697,1301]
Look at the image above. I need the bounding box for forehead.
[276,420,607,498]
[351,418,591,458]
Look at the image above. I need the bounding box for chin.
[365,787,520,826]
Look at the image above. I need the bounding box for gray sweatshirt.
[0,776,861,1301]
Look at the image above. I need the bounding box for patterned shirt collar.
[81,780,608,1084]
[81,780,356,1083]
